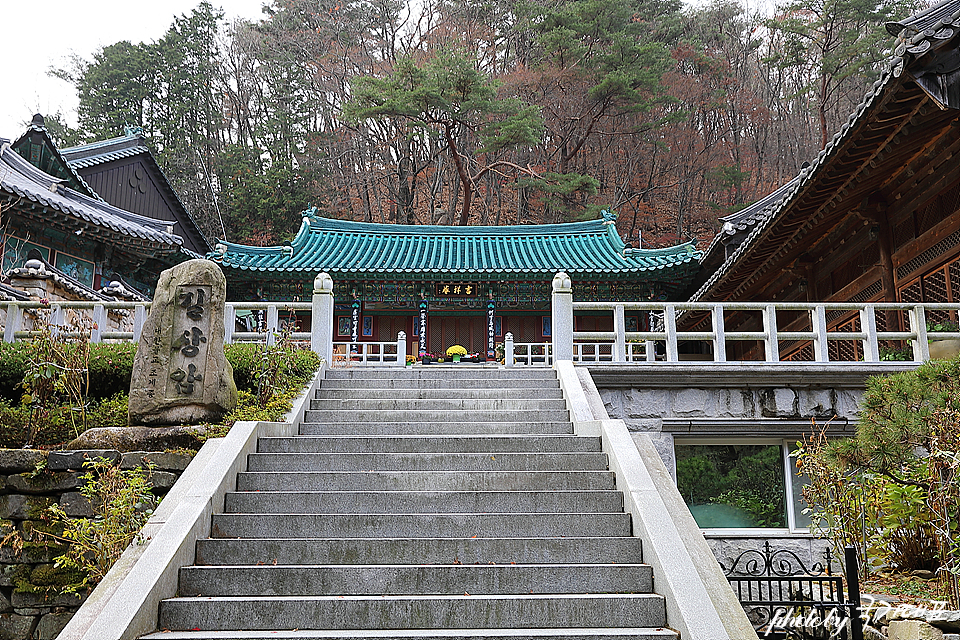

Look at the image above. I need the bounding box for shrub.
[44,458,157,594]
[224,343,321,395]
[86,344,136,399]
[0,342,135,403]
[797,356,960,605]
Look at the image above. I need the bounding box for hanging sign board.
[487,299,496,360]
[418,299,428,356]
[435,283,481,298]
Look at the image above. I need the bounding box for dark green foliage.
[0,343,135,404]
[675,443,787,527]
[840,357,960,480]
[225,343,322,393]
[86,344,137,400]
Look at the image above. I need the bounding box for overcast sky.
[0,0,268,142]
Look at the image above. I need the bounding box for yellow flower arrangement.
[446,345,468,357]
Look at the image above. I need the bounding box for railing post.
[133,304,146,343]
[551,272,573,361]
[844,546,864,640]
[664,304,678,362]
[812,305,830,362]
[505,332,514,367]
[397,331,406,367]
[860,305,880,362]
[224,304,235,344]
[312,273,334,365]
[91,304,105,343]
[50,305,63,338]
[4,303,20,343]
[613,304,626,362]
[265,305,278,347]
[711,303,727,363]
[763,304,780,362]
[909,305,930,361]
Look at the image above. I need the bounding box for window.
[674,439,811,532]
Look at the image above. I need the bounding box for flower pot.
[420,357,432,365]
[928,338,960,360]
[452,355,461,363]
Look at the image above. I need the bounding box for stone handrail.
[555,360,761,640]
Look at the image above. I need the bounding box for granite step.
[141,629,677,639]
[209,512,632,539]
[157,593,667,631]
[222,490,624,514]
[176,564,653,596]
[244,452,607,472]
[194,537,643,566]
[309,398,568,411]
[297,421,575,436]
[236,470,616,492]
[256,436,600,454]
[303,409,570,423]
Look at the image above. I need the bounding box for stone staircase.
[141,366,677,639]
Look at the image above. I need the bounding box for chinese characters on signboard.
[418,300,428,356]
[487,300,496,360]
[434,283,481,298]
[165,285,212,399]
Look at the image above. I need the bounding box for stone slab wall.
[0,449,192,640]
[597,384,864,472]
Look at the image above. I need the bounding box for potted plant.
[928,321,960,360]
[420,352,435,365]
[446,345,467,363]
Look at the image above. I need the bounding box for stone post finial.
[551,273,574,362]
[314,272,333,294]
[312,273,334,363]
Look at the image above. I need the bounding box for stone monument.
[128,259,237,426]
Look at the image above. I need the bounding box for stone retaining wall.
[0,449,193,640]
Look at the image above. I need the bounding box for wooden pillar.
[866,199,900,332]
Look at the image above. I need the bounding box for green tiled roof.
[211,212,701,281]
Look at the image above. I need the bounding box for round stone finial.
[314,272,333,294]
[552,271,572,291]
[24,259,45,272]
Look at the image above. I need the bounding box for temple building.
[687,0,960,360]
[9,115,209,294]
[211,210,701,356]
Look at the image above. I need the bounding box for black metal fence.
[722,542,863,640]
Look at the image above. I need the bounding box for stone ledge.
[585,362,919,388]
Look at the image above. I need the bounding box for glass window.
[785,442,813,530]
[675,442,787,528]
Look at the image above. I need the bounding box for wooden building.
[0,134,190,298]
[688,0,960,360]
[212,211,701,356]
[7,116,208,294]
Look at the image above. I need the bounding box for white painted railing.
[6,271,960,366]
[573,342,651,362]
[563,298,960,363]
[332,336,405,367]
[503,334,553,367]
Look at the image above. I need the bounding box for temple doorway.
[429,316,487,355]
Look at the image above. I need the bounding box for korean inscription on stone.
[166,285,212,399]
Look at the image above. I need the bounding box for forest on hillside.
[43,0,923,248]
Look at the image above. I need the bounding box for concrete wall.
[0,449,192,640]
